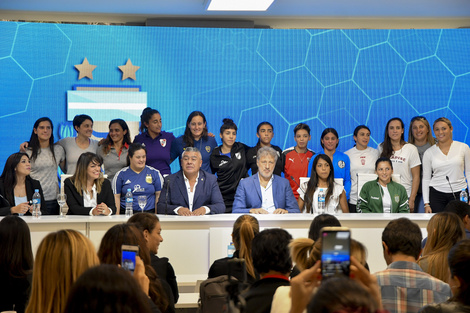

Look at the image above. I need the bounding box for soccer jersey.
[133,131,175,176]
[112,165,163,212]
[283,147,314,199]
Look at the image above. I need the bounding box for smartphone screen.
[321,227,350,279]
[121,245,139,274]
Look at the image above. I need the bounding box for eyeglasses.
[411,116,427,122]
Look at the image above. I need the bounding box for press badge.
[146,174,153,184]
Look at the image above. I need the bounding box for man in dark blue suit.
[157,147,225,215]
[233,147,300,214]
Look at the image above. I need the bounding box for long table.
[15,213,431,282]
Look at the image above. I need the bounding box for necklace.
[294,147,307,163]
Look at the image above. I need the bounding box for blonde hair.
[408,116,436,145]
[25,230,99,313]
[232,215,259,279]
[71,152,104,196]
[289,237,367,272]
[433,117,453,130]
[418,212,465,282]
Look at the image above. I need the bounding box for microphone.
[290,176,306,194]
[165,177,170,215]
[446,176,457,201]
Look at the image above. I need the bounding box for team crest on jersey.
[146,174,153,184]
[394,195,399,203]
[235,152,241,159]
[160,139,167,147]
[361,159,365,165]
[338,160,345,169]
[205,146,211,153]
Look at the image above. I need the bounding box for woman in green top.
[357,157,409,213]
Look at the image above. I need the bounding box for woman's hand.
[424,204,432,213]
[134,256,149,295]
[92,203,110,215]
[290,260,322,313]
[11,202,30,215]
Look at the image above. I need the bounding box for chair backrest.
[356,173,401,198]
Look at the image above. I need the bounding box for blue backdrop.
[0,22,469,172]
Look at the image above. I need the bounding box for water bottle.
[32,189,41,218]
[227,242,235,258]
[125,189,133,217]
[460,189,468,203]
[317,188,325,214]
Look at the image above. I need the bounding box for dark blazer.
[0,176,45,216]
[232,173,300,213]
[157,170,225,214]
[64,178,117,215]
[243,277,290,313]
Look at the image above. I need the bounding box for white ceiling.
[1,0,470,28]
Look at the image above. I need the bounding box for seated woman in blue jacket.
[357,157,409,213]
[64,152,116,215]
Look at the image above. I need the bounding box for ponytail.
[289,238,321,271]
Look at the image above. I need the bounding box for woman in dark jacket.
[0,152,45,216]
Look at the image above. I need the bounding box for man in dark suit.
[232,146,300,214]
[157,147,225,215]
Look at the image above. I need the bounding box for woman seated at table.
[64,152,116,215]
[0,152,45,216]
[357,157,409,213]
[113,143,163,214]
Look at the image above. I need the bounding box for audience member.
[308,213,341,241]
[232,146,300,214]
[419,239,470,313]
[64,152,116,215]
[242,228,292,313]
[25,230,99,313]
[208,215,260,284]
[64,264,154,313]
[98,223,172,313]
[0,152,45,216]
[374,218,451,313]
[129,212,179,303]
[0,216,33,313]
[418,212,465,282]
[158,147,225,215]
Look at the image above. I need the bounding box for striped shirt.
[374,261,452,313]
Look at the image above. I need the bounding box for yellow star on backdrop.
[74,58,97,80]
[118,59,140,80]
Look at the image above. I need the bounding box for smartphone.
[320,227,351,280]
[121,244,139,275]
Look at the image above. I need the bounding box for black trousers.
[429,187,461,213]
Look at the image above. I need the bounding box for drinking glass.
[57,193,68,218]
[138,196,147,213]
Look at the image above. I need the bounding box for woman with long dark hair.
[134,107,175,176]
[98,118,132,182]
[171,111,217,173]
[0,216,33,313]
[25,117,65,214]
[379,117,421,212]
[64,152,116,215]
[0,152,45,216]
[246,121,284,176]
[98,223,172,313]
[298,154,348,214]
[210,118,249,212]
